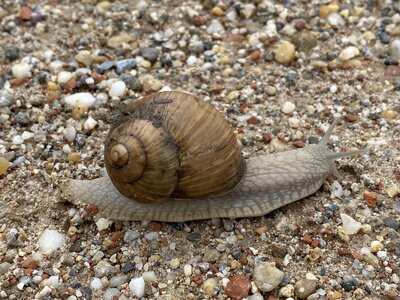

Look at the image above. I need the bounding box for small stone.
[265,85,277,96]
[187,55,197,66]
[291,31,318,51]
[38,229,65,253]
[364,191,377,207]
[282,101,296,114]
[184,264,192,276]
[253,262,284,292]
[19,6,32,20]
[383,216,399,230]
[0,262,11,274]
[57,71,74,84]
[225,275,251,300]
[12,63,31,78]
[391,39,400,60]
[0,157,10,176]
[327,13,345,26]
[294,279,317,299]
[169,258,180,269]
[344,114,358,122]
[94,261,117,277]
[274,41,296,64]
[378,31,390,44]
[84,117,98,130]
[109,81,126,98]
[211,6,224,17]
[67,152,80,163]
[63,127,77,142]
[103,288,120,300]
[341,213,362,235]
[107,33,133,48]
[90,278,102,290]
[239,4,255,19]
[65,92,96,107]
[203,278,218,296]
[129,277,145,298]
[370,241,384,253]
[188,40,204,53]
[227,90,240,101]
[203,248,220,263]
[115,58,136,74]
[207,20,224,34]
[96,218,110,231]
[381,110,398,120]
[330,181,343,198]
[75,50,93,67]
[246,116,259,125]
[23,257,38,269]
[386,184,398,198]
[97,61,115,74]
[110,275,128,286]
[319,4,339,18]
[338,46,360,61]
[140,47,159,63]
[5,47,19,61]
[142,271,157,282]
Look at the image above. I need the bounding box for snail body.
[63,91,363,222]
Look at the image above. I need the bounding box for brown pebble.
[294,279,317,299]
[246,116,259,124]
[344,114,358,122]
[384,65,400,78]
[192,16,206,26]
[86,204,99,215]
[255,226,268,235]
[364,191,377,207]
[351,252,364,260]
[293,141,305,148]
[111,231,124,242]
[9,77,30,87]
[19,6,32,20]
[250,49,261,61]
[210,85,225,94]
[338,249,352,255]
[225,275,251,300]
[229,34,246,42]
[310,239,319,248]
[294,19,305,30]
[23,257,38,269]
[262,133,272,144]
[148,221,163,231]
[301,233,313,244]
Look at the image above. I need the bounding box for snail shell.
[104,91,245,203]
[62,91,365,222]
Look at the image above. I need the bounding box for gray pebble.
[0,92,13,108]
[110,275,128,287]
[140,47,159,63]
[222,218,234,231]
[94,261,117,277]
[5,47,19,61]
[253,262,284,292]
[188,40,204,53]
[103,288,121,300]
[97,61,115,74]
[0,262,11,275]
[120,74,142,91]
[14,112,31,125]
[115,58,136,74]
[203,247,220,263]
[383,216,399,231]
[123,230,140,243]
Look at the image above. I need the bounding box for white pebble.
[391,39,400,60]
[184,264,192,276]
[65,92,96,107]
[129,277,145,298]
[12,135,24,145]
[62,144,72,154]
[338,46,360,61]
[42,276,60,288]
[63,126,76,142]
[91,278,103,290]
[142,271,157,282]
[96,218,111,231]
[49,60,64,73]
[186,55,197,66]
[38,229,66,253]
[84,117,98,131]
[330,84,337,93]
[57,71,74,84]
[282,101,296,114]
[21,131,34,140]
[330,181,343,198]
[340,213,362,235]
[109,81,126,98]
[12,63,31,78]
[377,250,387,259]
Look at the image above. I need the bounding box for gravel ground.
[0,0,400,299]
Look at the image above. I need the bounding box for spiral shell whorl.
[104,91,245,203]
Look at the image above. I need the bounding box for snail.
[62,91,365,222]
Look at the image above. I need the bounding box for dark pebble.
[69,239,83,253]
[75,134,86,147]
[285,70,297,81]
[140,47,159,63]
[115,58,136,74]
[280,275,290,287]
[81,286,92,299]
[14,112,31,125]
[383,216,399,230]
[43,268,55,276]
[170,222,185,231]
[186,232,201,242]
[308,136,320,144]
[68,268,78,276]
[120,74,142,91]
[204,41,213,50]
[0,93,14,108]
[222,219,235,231]
[37,72,50,84]
[5,47,19,61]
[121,262,135,273]
[377,31,390,44]
[71,280,81,288]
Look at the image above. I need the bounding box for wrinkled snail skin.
[62,91,364,222]
[63,136,357,222]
